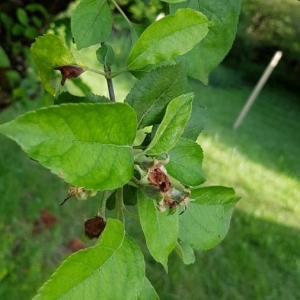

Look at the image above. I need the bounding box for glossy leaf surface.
[146,94,193,155]
[137,277,160,300]
[71,0,112,49]
[125,64,188,129]
[30,34,78,95]
[54,92,110,105]
[165,138,205,187]
[138,189,178,271]
[191,186,240,205]
[179,186,239,250]
[126,8,209,70]
[170,0,241,84]
[0,103,137,190]
[33,219,145,300]
[175,240,195,265]
[96,44,115,67]
[182,100,208,140]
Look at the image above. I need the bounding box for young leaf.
[165,138,205,187]
[16,8,28,26]
[178,186,239,250]
[0,46,10,68]
[182,100,208,140]
[175,240,195,265]
[170,0,242,84]
[125,63,188,129]
[33,219,145,300]
[96,44,115,67]
[138,189,178,271]
[137,277,160,300]
[0,103,137,190]
[30,34,79,95]
[126,8,209,70]
[146,94,193,155]
[71,0,112,49]
[130,23,147,44]
[123,184,137,206]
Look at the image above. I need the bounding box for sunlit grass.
[192,81,300,230]
[200,135,300,229]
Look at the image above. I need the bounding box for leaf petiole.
[124,208,139,221]
[83,67,106,76]
[110,0,135,32]
[115,187,125,223]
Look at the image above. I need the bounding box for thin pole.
[233,51,283,129]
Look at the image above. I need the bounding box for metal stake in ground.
[233,51,283,129]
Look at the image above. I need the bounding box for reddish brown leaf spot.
[148,164,171,193]
[33,209,58,234]
[84,216,106,239]
[69,238,86,253]
[40,209,58,228]
[54,65,84,86]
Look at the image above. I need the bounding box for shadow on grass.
[145,209,300,300]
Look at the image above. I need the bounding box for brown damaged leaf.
[146,159,191,213]
[54,65,84,86]
[148,160,171,193]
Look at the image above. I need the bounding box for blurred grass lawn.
[0,64,299,299]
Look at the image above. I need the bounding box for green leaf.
[125,63,188,129]
[30,34,79,95]
[96,44,115,67]
[138,189,178,271]
[126,8,209,70]
[130,23,147,44]
[71,78,92,94]
[179,186,238,250]
[24,26,39,39]
[33,219,145,300]
[71,0,112,50]
[175,240,195,265]
[123,184,137,206]
[16,8,28,26]
[106,190,116,210]
[162,0,186,3]
[146,94,193,155]
[0,12,13,30]
[182,100,208,140]
[12,23,23,36]
[137,277,160,300]
[0,46,10,68]
[191,186,240,205]
[165,138,205,187]
[0,103,137,190]
[54,92,110,105]
[170,0,242,84]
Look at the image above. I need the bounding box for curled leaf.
[54,65,84,86]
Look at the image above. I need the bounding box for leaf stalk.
[115,187,125,223]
